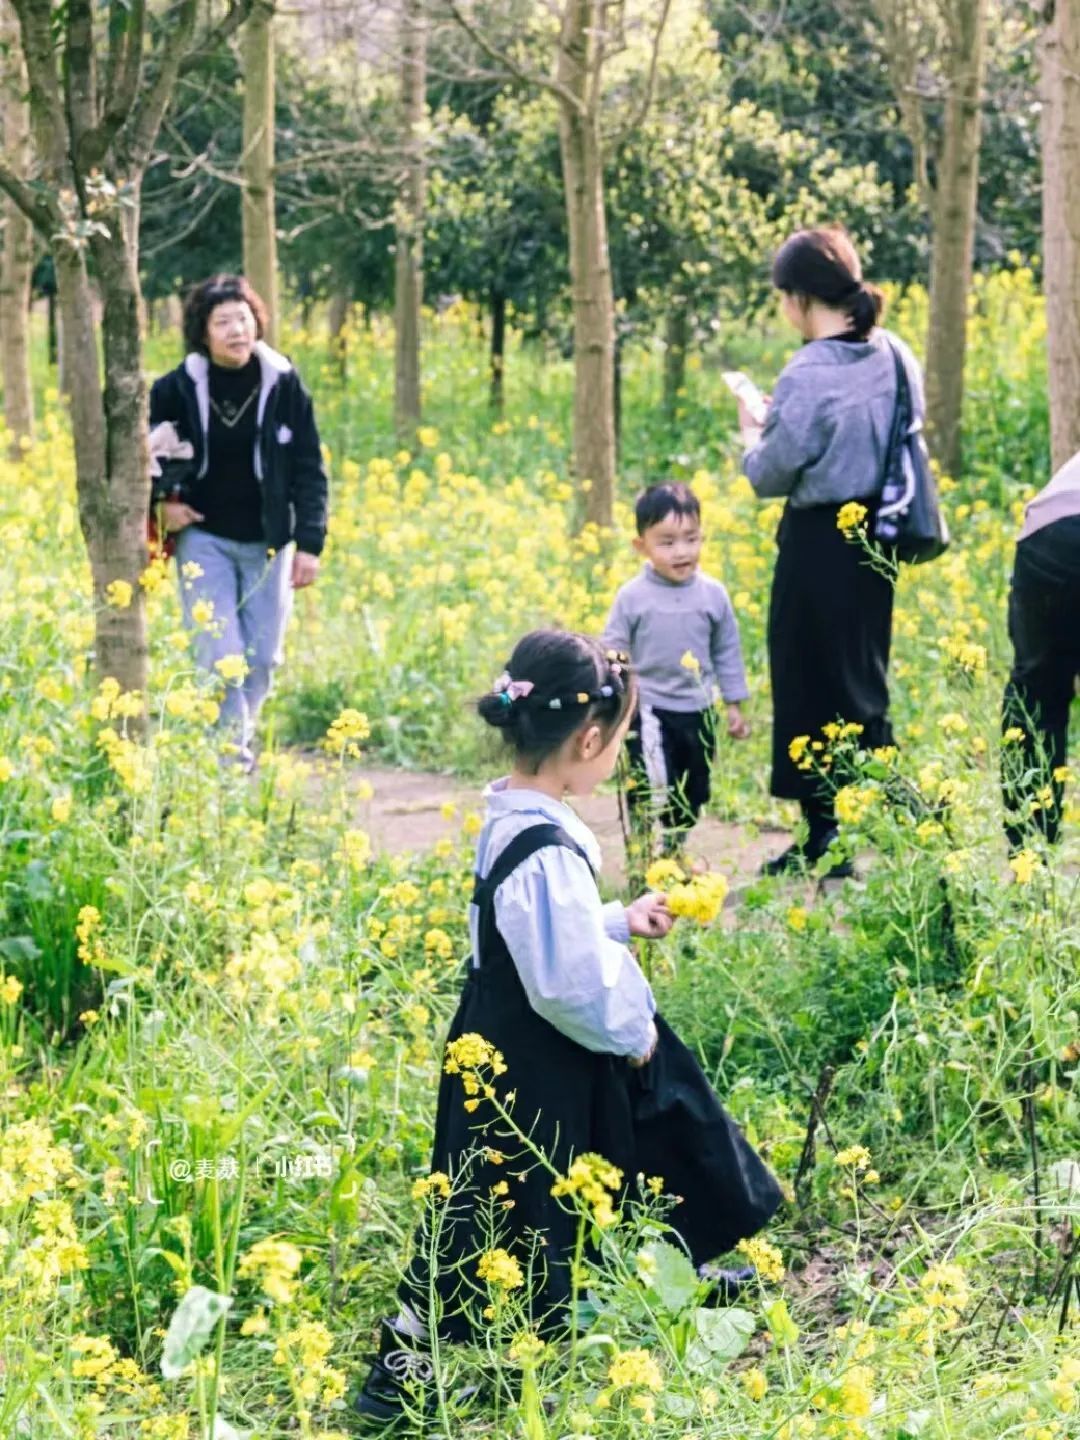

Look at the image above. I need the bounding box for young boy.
[604,482,751,852]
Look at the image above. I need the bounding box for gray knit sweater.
[743,329,925,508]
[603,565,749,713]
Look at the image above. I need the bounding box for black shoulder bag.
[873,339,950,565]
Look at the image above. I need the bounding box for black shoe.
[761,842,807,877]
[811,829,854,879]
[353,1318,435,1426]
[698,1264,755,1304]
[761,829,853,879]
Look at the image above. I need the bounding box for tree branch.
[124,0,199,172]
[443,0,587,116]
[81,0,146,171]
[178,0,257,76]
[0,153,57,232]
[9,0,70,178]
[63,0,97,165]
[611,0,673,152]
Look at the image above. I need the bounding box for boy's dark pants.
[626,705,715,844]
[1001,515,1080,849]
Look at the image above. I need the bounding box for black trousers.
[626,705,715,840]
[1002,515,1080,848]
[768,502,895,809]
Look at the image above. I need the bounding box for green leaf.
[692,1305,755,1360]
[638,1239,699,1312]
[329,1165,363,1229]
[0,935,41,963]
[765,1297,799,1348]
[161,1285,233,1380]
[217,1080,277,1150]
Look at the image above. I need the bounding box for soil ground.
[341,762,792,885]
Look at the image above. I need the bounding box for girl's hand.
[727,703,751,740]
[629,1020,659,1068]
[626,893,673,939]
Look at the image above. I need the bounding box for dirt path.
[341,763,791,885]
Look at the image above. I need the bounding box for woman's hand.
[737,394,769,446]
[291,551,320,588]
[626,893,674,940]
[162,500,204,533]
[629,1020,659,1068]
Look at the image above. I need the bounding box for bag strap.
[878,337,912,496]
[471,822,593,972]
[473,822,591,908]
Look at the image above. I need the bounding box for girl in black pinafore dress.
[356,631,781,1424]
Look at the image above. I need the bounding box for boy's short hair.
[635,482,701,536]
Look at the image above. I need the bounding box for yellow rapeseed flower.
[836,501,868,533]
[607,1347,663,1392]
[476,1247,523,1289]
[104,579,133,609]
[736,1235,785,1284]
[215,653,249,685]
[1009,848,1042,885]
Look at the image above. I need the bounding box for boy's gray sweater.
[603,565,749,713]
[743,329,925,507]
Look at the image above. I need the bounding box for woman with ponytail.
[738,226,925,876]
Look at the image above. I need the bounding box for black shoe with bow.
[354,1318,437,1426]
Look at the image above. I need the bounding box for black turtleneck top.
[190,355,264,542]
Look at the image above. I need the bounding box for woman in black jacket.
[149,274,329,768]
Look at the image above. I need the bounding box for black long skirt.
[401,823,782,1339]
[768,501,895,801]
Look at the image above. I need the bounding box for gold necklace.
[209,385,259,429]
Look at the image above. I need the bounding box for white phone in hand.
[722,370,768,426]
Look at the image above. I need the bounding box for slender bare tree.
[394,0,425,440]
[1040,0,1080,473]
[873,0,989,478]
[0,0,251,695]
[0,0,33,451]
[444,0,673,526]
[242,0,280,340]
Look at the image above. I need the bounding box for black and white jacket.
[148,341,329,557]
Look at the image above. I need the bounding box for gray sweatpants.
[174,526,294,766]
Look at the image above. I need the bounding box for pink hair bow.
[493,672,535,703]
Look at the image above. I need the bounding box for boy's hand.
[629,1020,659,1068]
[626,893,674,939]
[727,703,751,740]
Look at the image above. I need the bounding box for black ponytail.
[772,226,886,340]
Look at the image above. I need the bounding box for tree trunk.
[52,253,148,698]
[393,0,425,441]
[46,288,57,366]
[329,288,349,376]
[86,208,149,696]
[557,0,616,528]
[613,331,623,462]
[663,304,689,422]
[923,0,988,478]
[490,287,506,412]
[241,0,280,343]
[1040,0,1080,473]
[0,0,33,451]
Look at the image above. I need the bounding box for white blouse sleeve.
[492,846,656,1058]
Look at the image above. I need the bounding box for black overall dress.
[401,823,782,1339]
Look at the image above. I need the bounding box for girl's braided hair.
[477,629,635,774]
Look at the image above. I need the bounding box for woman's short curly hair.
[182,274,269,355]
